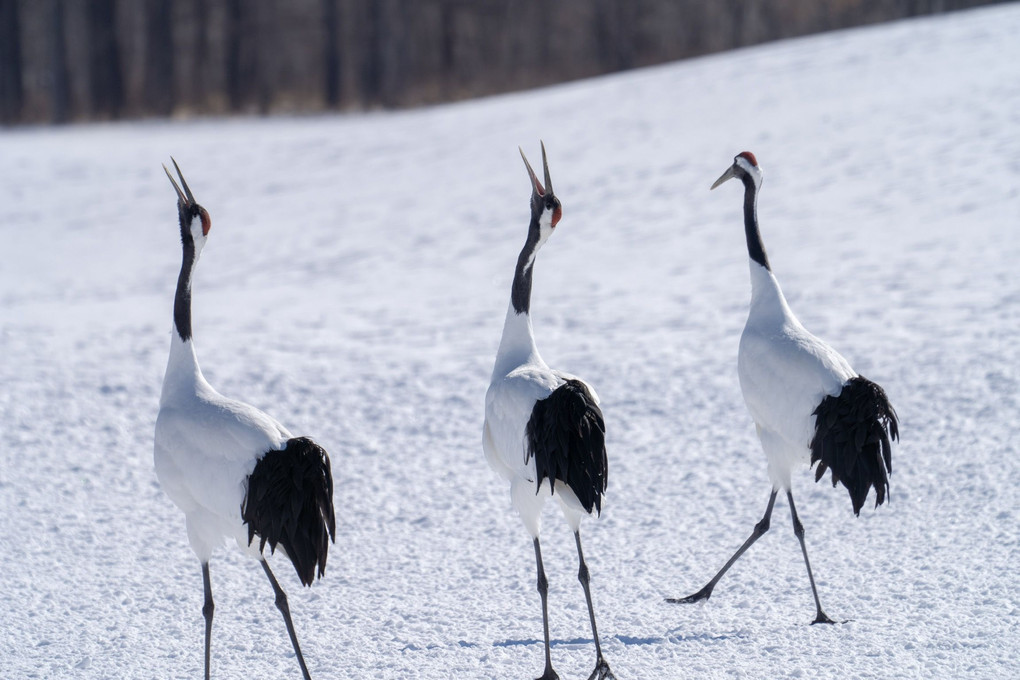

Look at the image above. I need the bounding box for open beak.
[711,164,736,190]
[520,142,552,197]
[540,141,553,196]
[163,157,197,207]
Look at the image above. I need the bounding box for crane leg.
[532,538,559,680]
[202,562,214,680]
[574,532,615,680]
[261,560,313,680]
[668,489,778,604]
[786,491,837,624]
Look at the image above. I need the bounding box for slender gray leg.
[668,490,778,604]
[202,562,214,680]
[261,560,313,680]
[533,538,559,680]
[574,532,615,680]
[786,492,837,625]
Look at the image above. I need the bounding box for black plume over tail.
[811,376,899,515]
[242,436,336,586]
[526,379,607,515]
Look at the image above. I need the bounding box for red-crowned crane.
[154,160,336,678]
[668,152,899,624]
[483,143,615,680]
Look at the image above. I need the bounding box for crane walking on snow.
[667,152,898,623]
[154,159,336,679]
[483,143,616,680]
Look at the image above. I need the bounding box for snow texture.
[1,5,1018,678]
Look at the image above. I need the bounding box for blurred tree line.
[0,0,1004,124]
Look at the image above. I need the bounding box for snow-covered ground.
[2,4,1018,678]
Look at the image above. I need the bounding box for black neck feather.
[174,230,195,342]
[511,220,541,315]
[742,174,770,270]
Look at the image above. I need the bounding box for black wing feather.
[241,436,337,586]
[811,376,899,515]
[525,379,608,515]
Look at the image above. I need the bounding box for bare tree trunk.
[381,0,405,107]
[324,0,342,107]
[256,0,274,113]
[358,0,404,107]
[730,0,746,47]
[144,0,174,116]
[361,0,383,106]
[226,0,242,110]
[226,0,259,112]
[0,0,23,123]
[86,0,124,119]
[48,0,70,123]
[593,0,635,72]
[174,0,211,114]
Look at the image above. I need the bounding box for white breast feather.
[154,383,291,539]
[740,265,856,486]
[484,364,566,482]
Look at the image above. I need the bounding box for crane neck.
[174,231,196,342]
[161,230,206,403]
[511,223,541,315]
[493,225,544,378]
[742,173,771,271]
[747,259,794,325]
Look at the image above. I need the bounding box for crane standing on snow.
[483,143,615,680]
[154,160,336,679]
[669,152,899,624]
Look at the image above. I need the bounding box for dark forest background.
[0,0,1005,125]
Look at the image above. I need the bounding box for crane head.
[164,158,211,247]
[520,141,563,234]
[711,151,763,191]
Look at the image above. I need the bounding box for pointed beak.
[163,157,197,207]
[711,164,737,190]
[540,140,553,196]
[519,146,545,196]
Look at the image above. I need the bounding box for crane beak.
[519,146,546,196]
[163,157,197,207]
[540,140,553,196]
[711,165,736,190]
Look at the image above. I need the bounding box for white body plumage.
[739,262,856,490]
[155,332,291,562]
[483,302,598,537]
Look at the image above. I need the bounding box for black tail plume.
[526,379,608,515]
[242,436,336,586]
[811,376,899,515]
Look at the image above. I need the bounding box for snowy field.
[2,5,1018,678]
